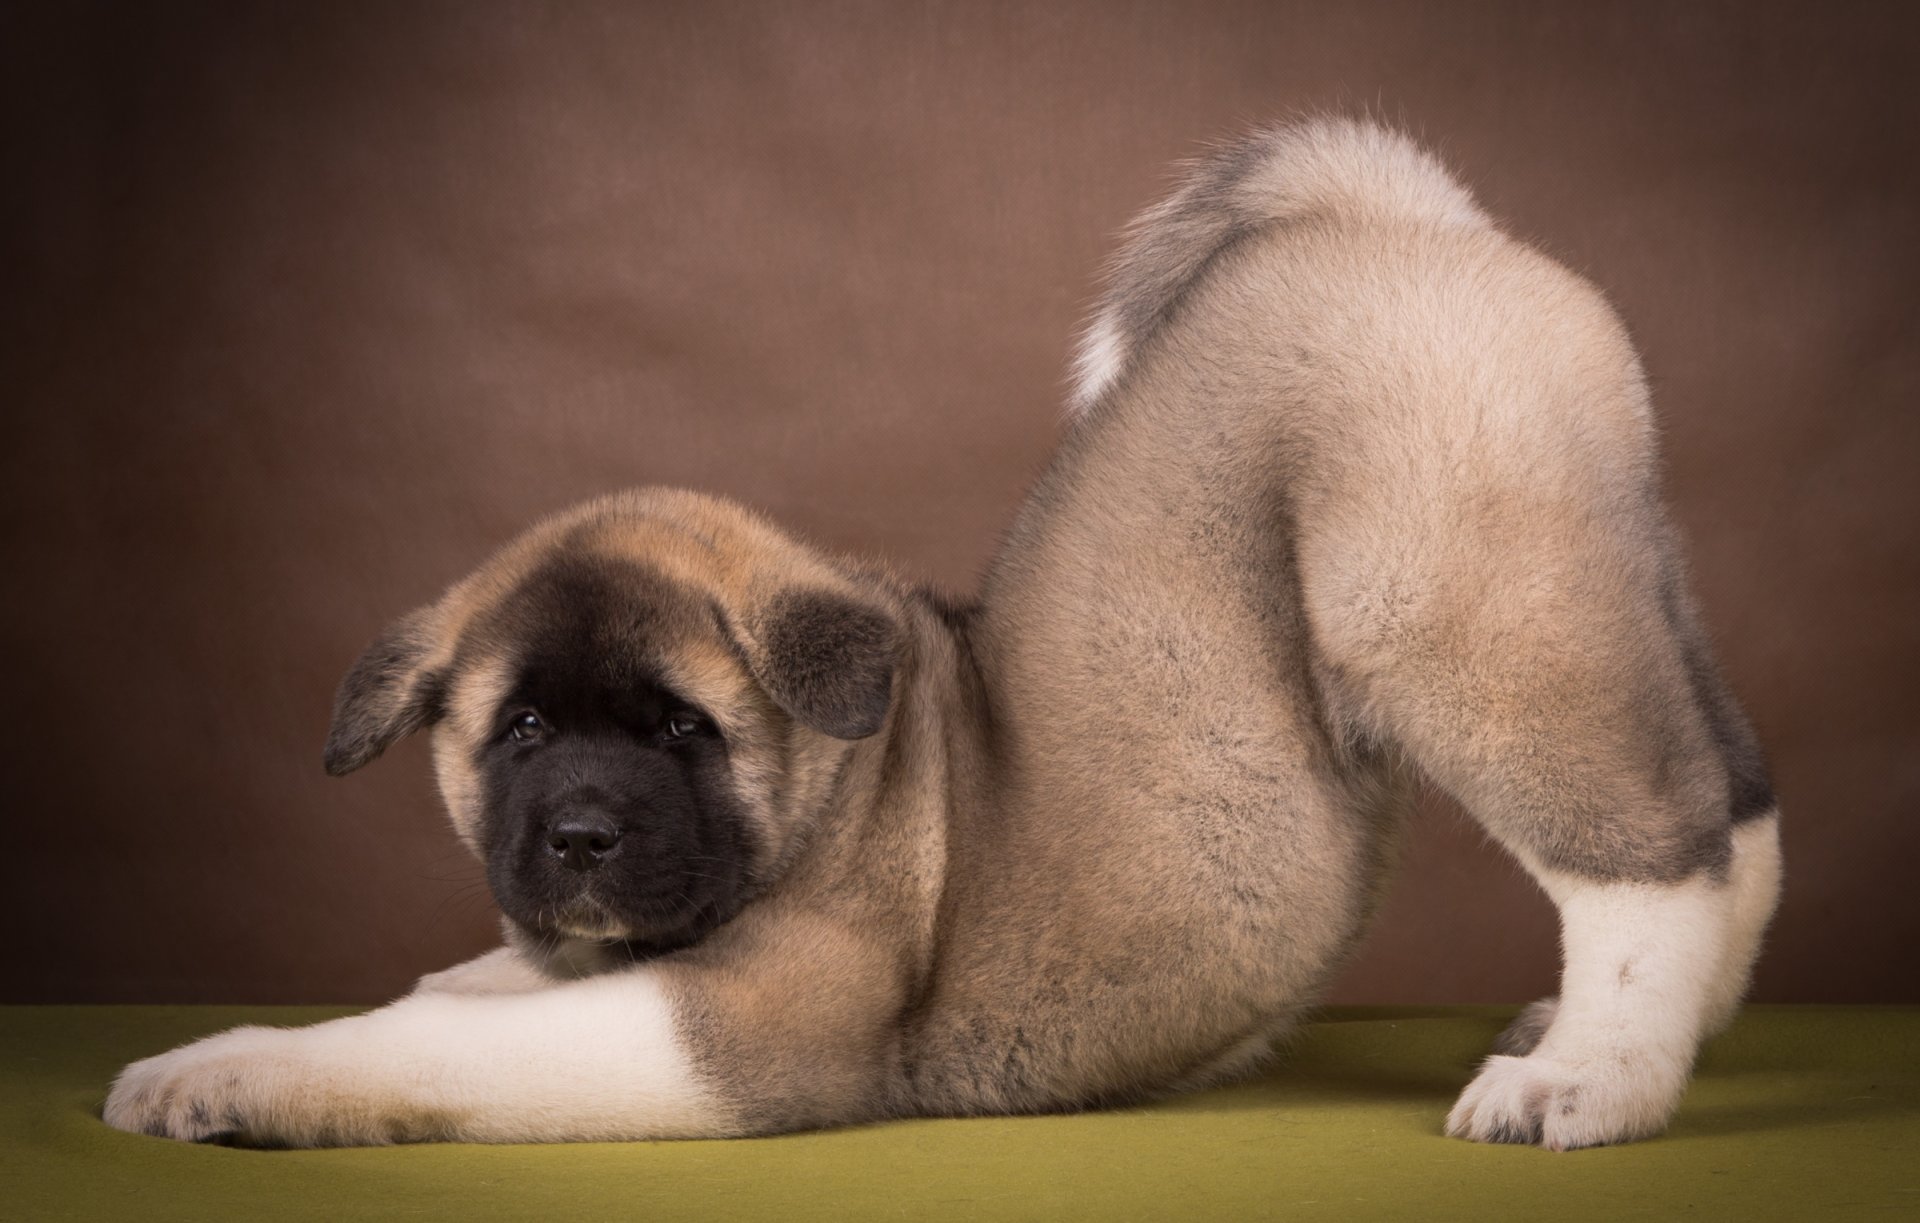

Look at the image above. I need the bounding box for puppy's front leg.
[103,970,739,1145]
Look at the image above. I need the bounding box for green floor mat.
[4,1005,1915,1221]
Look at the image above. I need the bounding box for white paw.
[103,1025,399,1147]
[1444,1050,1687,1150]
[104,1026,297,1143]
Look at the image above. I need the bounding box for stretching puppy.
[106,118,1780,1150]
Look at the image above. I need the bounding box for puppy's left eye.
[508,711,547,743]
[663,713,703,740]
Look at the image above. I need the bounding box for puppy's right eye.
[508,711,547,743]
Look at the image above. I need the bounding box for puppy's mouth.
[503,879,743,958]
[551,898,629,942]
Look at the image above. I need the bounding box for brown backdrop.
[3,0,1916,1005]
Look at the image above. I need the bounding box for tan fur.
[106,118,1778,1150]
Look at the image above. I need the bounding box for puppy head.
[323,489,902,955]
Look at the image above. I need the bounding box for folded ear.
[323,605,449,776]
[746,588,901,740]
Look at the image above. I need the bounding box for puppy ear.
[323,606,448,776]
[747,588,901,740]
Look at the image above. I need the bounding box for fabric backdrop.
[3,0,1915,1004]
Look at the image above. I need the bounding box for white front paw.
[105,1026,298,1143]
[102,1025,399,1147]
[1444,1050,1688,1150]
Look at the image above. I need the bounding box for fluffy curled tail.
[1068,117,1487,415]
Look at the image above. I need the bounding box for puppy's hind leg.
[1305,505,1772,1148]
[1699,810,1781,1036]
[1482,603,1783,1064]
[1669,591,1783,1037]
[1451,854,1736,1148]
[1480,818,1778,1064]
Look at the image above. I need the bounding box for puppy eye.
[508,711,547,743]
[663,713,703,740]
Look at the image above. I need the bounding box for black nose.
[546,818,622,872]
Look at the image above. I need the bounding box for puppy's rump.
[1014,118,1780,1146]
[1070,117,1486,413]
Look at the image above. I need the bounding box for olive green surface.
[4,1006,1915,1221]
